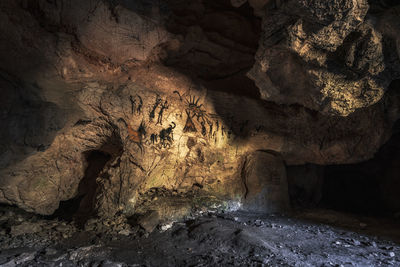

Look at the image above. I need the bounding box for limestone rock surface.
[241,151,290,213]
[0,0,399,217]
[247,0,400,115]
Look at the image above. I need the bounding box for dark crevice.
[49,131,123,226]
[49,150,112,226]
[74,150,112,226]
[321,167,381,215]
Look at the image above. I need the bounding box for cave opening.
[288,131,400,218]
[50,150,112,226]
[320,166,382,216]
[74,150,112,225]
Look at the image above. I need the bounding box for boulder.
[241,151,290,213]
[138,211,161,233]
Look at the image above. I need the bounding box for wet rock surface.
[1,205,400,266]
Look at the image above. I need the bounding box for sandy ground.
[1,206,400,266]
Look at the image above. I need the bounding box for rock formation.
[0,0,399,222]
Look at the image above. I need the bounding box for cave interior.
[1,0,400,266]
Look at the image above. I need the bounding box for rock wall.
[247,0,400,116]
[0,0,399,217]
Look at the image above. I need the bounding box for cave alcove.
[50,132,124,226]
[287,128,400,217]
[1,0,400,266]
[49,150,112,226]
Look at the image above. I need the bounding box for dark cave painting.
[130,94,143,115]
[183,110,197,133]
[149,94,162,121]
[147,122,176,149]
[119,118,147,154]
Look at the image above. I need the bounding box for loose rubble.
[1,205,400,266]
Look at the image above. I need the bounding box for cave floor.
[1,207,400,267]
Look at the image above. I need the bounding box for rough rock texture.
[0,0,399,218]
[1,205,400,266]
[247,0,400,115]
[242,151,290,213]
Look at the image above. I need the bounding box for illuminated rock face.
[0,0,399,217]
[247,0,400,116]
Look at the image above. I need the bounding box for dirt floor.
[1,205,400,266]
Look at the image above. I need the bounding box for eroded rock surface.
[248,0,400,115]
[0,0,399,219]
[242,151,290,213]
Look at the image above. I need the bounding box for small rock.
[138,210,160,233]
[389,252,395,257]
[118,229,131,236]
[100,260,124,267]
[85,224,95,231]
[55,224,70,232]
[160,221,174,231]
[353,239,361,246]
[230,0,247,8]
[11,222,42,236]
[45,248,58,256]
[254,219,264,227]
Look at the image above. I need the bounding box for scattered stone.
[254,219,264,227]
[230,0,247,8]
[0,208,400,266]
[10,222,42,236]
[138,211,160,233]
[100,260,124,267]
[2,252,36,267]
[160,222,174,232]
[55,224,70,232]
[45,247,58,256]
[118,229,131,236]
